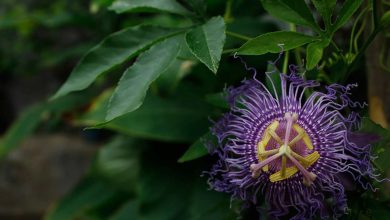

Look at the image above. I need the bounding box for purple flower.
[206,67,379,219]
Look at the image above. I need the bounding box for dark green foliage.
[1,0,389,219]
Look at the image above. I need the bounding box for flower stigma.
[250,112,320,186]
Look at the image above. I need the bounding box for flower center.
[250,112,320,186]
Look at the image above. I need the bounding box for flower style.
[206,65,379,219]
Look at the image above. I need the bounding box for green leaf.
[0,93,91,159]
[260,0,318,30]
[331,0,363,32]
[188,181,236,220]
[155,59,196,94]
[359,117,390,142]
[155,40,197,94]
[312,0,336,28]
[360,198,390,219]
[106,36,181,121]
[205,92,228,109]
[106,94,211,142]
[91,137,141,192]
[359,117,390,175]
[45,178,122,220]
[52,26,183,99]
[109,200,139,220]
[305,40,329,70]
[78,89,212,142]
[237,31,317,55]
[265,63,282,96]
[0,104,44,158]
[178,132,211,163]
[109,0,190,15]
[186,0,207,18]
[185,16,226,73]
[380,11,390,27]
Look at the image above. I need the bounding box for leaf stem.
[222,48,238,54]
[226,31,251,41]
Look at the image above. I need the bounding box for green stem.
[372,0,379,28]
[282,50,289,74]
[226,31,251,41]
[224,0,234,22]
[349,7,368,54]
[282,23,296,74]
[294,48,302,66]
[344,26,382,82]
[331,40,341,53]
[222,48,238,54]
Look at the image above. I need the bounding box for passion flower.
[206,64,379,219]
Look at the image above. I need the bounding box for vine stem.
[226,31,251,41]
[344,26,382,82]
[343,0,383,82]
[282,23,296,74]
[282,50,289,74]
[223,0,234,22]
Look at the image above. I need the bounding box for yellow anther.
[281,155,287,177]
[262,121,279,144]
[257,141,269,172]
[258,149,279,157]
[255,118,320,185]
[290,151,311,165]
[269,151,320,182]
[257,121,279,172]
[288,131,304,146]
[304,151,320,166]
[293,124,313,150]
[270,166,299,182]
[268,129,284,144]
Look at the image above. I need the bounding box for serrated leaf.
[306,40,329,70]
[178,132,211,163]
[155,40,197,94]
[185,16,225,73]
[260,0,319,30]
[52,26,183,99]
[312,0,336,28]
[237,31,317,55]
[331,0,363,32]
[106,36,181,121]
[109,0,190,15]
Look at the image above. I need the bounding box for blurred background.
[0,0,389,219]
